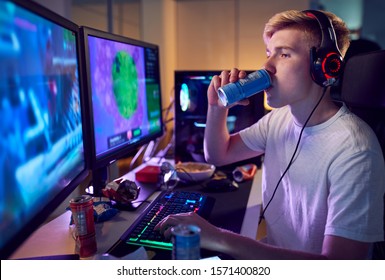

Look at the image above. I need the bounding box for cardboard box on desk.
[135,165,161,183]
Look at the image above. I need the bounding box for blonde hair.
[263,10,350,57]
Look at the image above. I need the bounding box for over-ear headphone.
[303,10,343,87]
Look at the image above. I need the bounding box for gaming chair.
[333,49,385,259]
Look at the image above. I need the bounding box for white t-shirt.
[239,104,385,254]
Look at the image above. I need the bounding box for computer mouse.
[203,178,239,192]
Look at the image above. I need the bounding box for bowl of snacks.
[175,162,216,182]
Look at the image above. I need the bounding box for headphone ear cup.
[323,52,343,79]
[310,47,343,87]
[304,10,344,87]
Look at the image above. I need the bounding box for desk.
[10,163,262,260]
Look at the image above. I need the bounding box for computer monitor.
[80,27,164,194]
[174,70,266,170]
[0,0,89,259]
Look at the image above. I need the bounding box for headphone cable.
[259,86,328,225]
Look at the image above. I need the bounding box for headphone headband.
[303,10,343,87]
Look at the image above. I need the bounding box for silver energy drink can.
[217,69,271,106]
[171,224,201,260]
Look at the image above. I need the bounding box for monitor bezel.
[1,0,90,259]
[80,26,164,171]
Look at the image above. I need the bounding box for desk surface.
[10,162,262,260]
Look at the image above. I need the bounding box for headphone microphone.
[303,10,344,87]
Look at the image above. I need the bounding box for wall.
[34,0,72,18]
[71,1,141,38]
[140,0,177,110]
[316,0,385,48]
[175,0,308,70]
[362,0,385,48]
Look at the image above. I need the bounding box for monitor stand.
[91,167,108,197]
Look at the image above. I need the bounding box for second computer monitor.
[81,27,164,184]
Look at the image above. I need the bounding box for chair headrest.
[341,50,385,109]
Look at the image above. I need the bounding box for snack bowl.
[175,162,216,182]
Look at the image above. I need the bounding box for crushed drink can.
[217,69,271,106]
[69,195,97,258]
[232,163,257,182]
[171,224,201,260]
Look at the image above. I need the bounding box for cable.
[129,143,148,171]
[259,87,328,224]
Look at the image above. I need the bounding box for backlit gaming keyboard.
[120,190,215,250]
